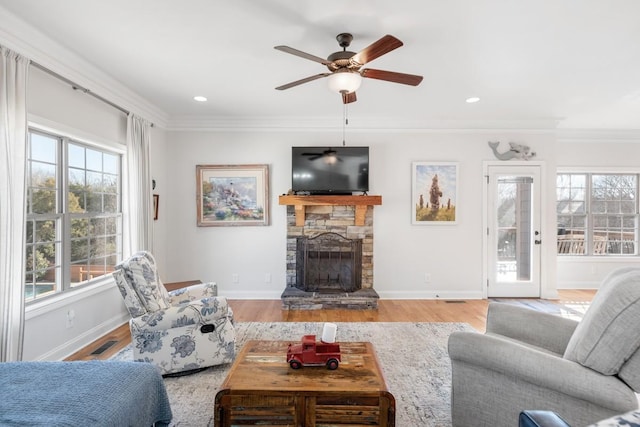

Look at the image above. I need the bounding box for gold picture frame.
[196,164,269,227]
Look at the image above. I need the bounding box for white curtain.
[0,46,29,362]
[123,113,153,256]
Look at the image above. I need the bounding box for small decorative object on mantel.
[488,141,536,161]
[286,323,341,370]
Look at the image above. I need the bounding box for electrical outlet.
[66,309,75,329]
[232,274,239,284]
[265,273,272,283]
[424,273,432,284]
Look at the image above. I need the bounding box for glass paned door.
[487,165,541,297]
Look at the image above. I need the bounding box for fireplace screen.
[296,232,362,293]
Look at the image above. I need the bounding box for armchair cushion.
[113,269,147,317]
[118,252,170,312]
[131,296,232,332]
[486,302,579,355]
[563,268,640,378]
[168,282,218,305]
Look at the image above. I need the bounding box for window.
[557,173,638,256]
[24,129,122,302]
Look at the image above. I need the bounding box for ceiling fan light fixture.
[327,70,362,94]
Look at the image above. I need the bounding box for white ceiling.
[2,0,640,130]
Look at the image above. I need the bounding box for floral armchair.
[113,251,236,375]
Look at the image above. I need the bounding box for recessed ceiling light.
[193,96,207,102]
[466,97,480,103]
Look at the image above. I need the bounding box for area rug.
[111,322,475,426]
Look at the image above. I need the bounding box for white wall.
[158,129,567,299]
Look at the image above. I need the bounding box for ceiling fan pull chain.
[342,102,348,146]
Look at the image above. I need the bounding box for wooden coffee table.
[214,340,395,426]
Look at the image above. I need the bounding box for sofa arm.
[448,331,638,412]
[131,296,232,332]
[167,281,218,304]
[520,410,571,427]
[486,302,579,355]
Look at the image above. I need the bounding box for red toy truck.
[286,335,341,370]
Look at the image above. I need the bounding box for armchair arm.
[167,281,218,305]
[448,331,638,412]
[131,296,232,332]
[486,302,579,355]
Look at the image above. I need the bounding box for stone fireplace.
[279,195,382,310]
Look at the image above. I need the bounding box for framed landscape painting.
[412,162,458,225]
[196,164,269,226]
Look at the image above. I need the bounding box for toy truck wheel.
[289,360,302,369]
[326,358,339,370]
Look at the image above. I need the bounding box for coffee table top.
[220,340,389,394]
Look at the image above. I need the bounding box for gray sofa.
[449,267,640,427]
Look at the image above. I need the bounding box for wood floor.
[65,289,595,362]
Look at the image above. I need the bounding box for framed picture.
[196,164,269,227]
[153,194,159,220]
[412,162,458,225]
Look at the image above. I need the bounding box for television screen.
[291,146,369,195]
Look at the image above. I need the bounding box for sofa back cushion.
[116,251,170,312]
[564,268,640,381]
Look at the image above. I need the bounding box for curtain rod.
[31,61,154,126]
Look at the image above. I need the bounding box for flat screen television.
[291,146,369,195]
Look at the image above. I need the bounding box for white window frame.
[24,126,123,303]
[557,169,639,257]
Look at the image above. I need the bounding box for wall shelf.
[279,195,382,226]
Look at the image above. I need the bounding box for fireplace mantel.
[279,195,382,226]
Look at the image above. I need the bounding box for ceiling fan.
[275,33,423,104]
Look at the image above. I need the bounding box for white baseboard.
[557,281,600,289]
[36,313,129,361]
[224,290,485,300]
[224,290,283,299]
[377,290,484,300]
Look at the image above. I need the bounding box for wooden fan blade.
[276,73,331,90]
[350,35,403,67]
[274,45,332,65]
[361,68,423,86]
[342,91,357,104]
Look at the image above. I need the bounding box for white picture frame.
[411,162,458,225]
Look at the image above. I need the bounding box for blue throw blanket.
[0,361,172,426]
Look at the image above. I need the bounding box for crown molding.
[0,5,169,128]
[165,115,563,133]
[555,129,640,143]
